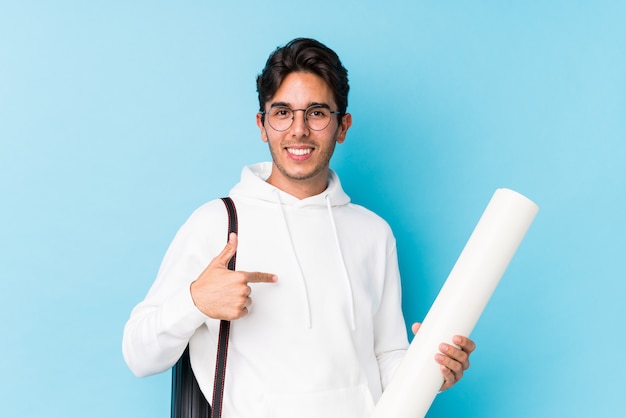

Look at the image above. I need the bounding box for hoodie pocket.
[265,383,375,418]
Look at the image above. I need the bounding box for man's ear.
[256,113,268,142]
[336,113,352,144]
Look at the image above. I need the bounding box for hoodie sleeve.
[122,200,227,377]
[373,238,410,390]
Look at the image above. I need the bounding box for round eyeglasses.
[261,105,341,132]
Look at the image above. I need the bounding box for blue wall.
[1,1,624,416]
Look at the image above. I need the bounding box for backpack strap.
[170,197,238,418]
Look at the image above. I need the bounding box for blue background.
[1,1,624,417]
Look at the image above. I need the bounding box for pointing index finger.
[246,272,278,283]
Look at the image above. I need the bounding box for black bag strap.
[211,197,237,418]
[171,197,238,418]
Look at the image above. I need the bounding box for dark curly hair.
[256,38,349,120]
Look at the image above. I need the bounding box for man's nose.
[290,109,310,135]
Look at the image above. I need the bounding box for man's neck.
[266,171,328,200]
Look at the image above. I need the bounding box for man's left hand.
[411,322,476,392]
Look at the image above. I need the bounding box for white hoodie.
[123,162,409,417]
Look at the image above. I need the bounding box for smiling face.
[256,71,352,199]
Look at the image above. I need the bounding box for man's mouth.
[286,147,312,156]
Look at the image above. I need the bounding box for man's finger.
[246,271,278,283]
[453,335,476,354]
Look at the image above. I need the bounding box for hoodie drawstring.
[325,194,357,331]
[274,190,313,329]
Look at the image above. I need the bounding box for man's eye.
[273,108,291,118]
[308,109,328,119]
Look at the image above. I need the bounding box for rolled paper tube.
[371,188,539,418]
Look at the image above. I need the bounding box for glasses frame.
[261,104,341,132]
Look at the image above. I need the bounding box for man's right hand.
[190,232,277,320]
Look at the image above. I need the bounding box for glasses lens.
[268,107,293,131]
[305,106,331,131]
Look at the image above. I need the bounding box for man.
[123,38,475,417]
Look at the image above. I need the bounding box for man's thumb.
[212,232,238,268]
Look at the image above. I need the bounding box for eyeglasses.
[261,104,341,132]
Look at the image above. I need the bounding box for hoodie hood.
[229,162,355,330]
[229,162,351,208]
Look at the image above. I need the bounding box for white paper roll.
[371,188,539,418]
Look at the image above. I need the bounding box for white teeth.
[287,148,312,156]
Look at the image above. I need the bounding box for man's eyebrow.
[269,101,290,108]
[309,102,331,109]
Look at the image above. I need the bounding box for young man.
[123,38,475,417]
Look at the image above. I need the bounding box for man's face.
[256,71,352,198]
